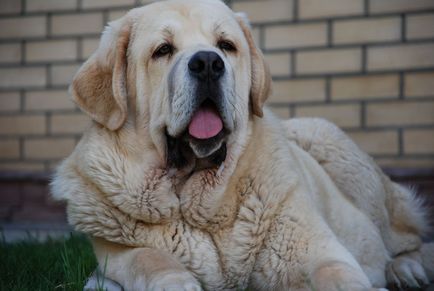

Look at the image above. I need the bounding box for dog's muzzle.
[167,50,229,169]
[187,51,225,140]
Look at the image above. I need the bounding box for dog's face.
[71,0,270,170]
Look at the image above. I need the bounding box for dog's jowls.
[51,0,433,290]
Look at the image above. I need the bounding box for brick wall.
[0,0,433,172]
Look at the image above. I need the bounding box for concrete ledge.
[0,222,72,243]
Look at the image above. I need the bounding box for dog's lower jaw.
[187,129,227,158]
[166,132,227,172]
[189,138,224,159]
[194,143,227,170]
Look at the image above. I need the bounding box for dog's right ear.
[236,13,271,118]
[70,18,131,131]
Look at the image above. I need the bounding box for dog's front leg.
[87,237,202,291]
[311,261,387,291]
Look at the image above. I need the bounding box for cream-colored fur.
[283,118,431,289]
[51,0,433,290]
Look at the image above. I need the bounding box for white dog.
[51,0,434,290]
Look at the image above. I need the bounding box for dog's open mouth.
[166,99,228,169]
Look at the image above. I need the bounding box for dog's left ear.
[236,13,272,118]
[70,17,131,131]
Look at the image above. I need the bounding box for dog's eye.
[153,43,174,59]
[218,40,237,52]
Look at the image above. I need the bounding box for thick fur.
[51,0,433,290]
[283,118,432,289]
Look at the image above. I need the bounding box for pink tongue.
[188,107,223,139]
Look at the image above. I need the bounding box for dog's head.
[71,0,271,170]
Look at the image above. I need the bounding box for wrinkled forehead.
[130,0,245,53]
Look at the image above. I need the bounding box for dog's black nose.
[188,51,225,80]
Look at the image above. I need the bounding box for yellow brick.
[269,106,290,119]
[404,129,434,154]
[0,162,45,172]
[265,23,327,49]
[407,14,434,40]
[368,43,434,71]
[51,113,90,134]
[405,72,434,98]
[81,38,99,58]
[82,0,134,9]
[251,27,260,47]
[271,79,326,102]
[348,131,398,154]
[24,138,75,159]
[299,0,363,19]
[50,64,80,86]
[0,115,46,135]
[333,17,400,44]
[0,16,46,39]
[0,67,46,89]
[51,13,103,36]
[107,9,129,22]
[331,74,399,100]
[376,157,434,169]
[0,92,20,111]
[369,0,434,14]
[0,140,20,159]
[232,0,293,23]
[25,90,75,111]
[264,53,291,76]
[26,0,77,12]
[0,43,21,63]
[296,48,361,74]
[0,0,21,14]
[295,104,360,128]
[366,101,434,126]
[26,40,77,62]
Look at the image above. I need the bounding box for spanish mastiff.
[51,0,434,290]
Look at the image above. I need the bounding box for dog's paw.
[386,254,429,289]
[83,271,123,291]
[147,271,203,291]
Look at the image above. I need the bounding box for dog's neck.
[176,116,267,230]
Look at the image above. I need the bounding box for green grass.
[0,234,97,291]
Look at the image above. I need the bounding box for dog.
[51,0,434,290]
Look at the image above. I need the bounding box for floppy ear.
[70,18,131,131]
[236,13,272,118]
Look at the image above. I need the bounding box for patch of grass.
[0,233,97,291]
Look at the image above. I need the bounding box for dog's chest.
[172,176,290,290]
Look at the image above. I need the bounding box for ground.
[0,234,96,291]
